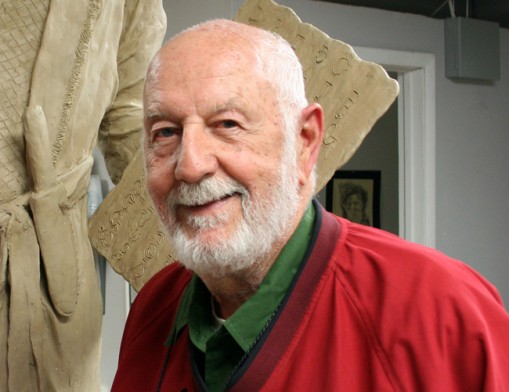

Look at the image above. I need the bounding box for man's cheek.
[149,189,172,228]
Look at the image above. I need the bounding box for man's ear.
[297,103,324,186]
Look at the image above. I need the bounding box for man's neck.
[200,237,286,319]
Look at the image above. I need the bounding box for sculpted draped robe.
[0,0,166,390]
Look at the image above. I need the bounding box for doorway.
[322,48,436,247]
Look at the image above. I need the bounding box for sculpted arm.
[98,0,166,184]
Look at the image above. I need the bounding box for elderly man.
[112,20,509,391]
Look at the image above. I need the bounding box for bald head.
[145,19,308,133]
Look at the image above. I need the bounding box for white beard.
[164,137,301,278]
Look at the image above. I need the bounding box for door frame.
[354,47,436,247]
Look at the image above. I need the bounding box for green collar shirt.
[167,203,315,391]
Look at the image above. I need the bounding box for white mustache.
[166,176,248,209]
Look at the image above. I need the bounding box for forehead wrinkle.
[144,86,191,123]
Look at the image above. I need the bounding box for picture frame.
[326,170,381,228]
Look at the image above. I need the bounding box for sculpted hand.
[24,105,79,317]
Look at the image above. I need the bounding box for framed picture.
[326,170,381,228]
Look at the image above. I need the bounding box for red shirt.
[113,204,509,391]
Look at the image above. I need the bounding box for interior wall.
[164,0,509,307]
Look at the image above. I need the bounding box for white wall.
[163,0,509,307]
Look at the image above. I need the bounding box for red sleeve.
[112,263,192,391]
[339,218,509,391]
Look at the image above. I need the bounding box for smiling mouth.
[180,191,240,210]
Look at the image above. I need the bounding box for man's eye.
[156,128,177,138]
[219,120,238,129]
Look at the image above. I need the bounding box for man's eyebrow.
[213,98,246,114]
[144,110,164,121]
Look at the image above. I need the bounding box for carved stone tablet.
[89,149,176,291]
[89,0,399,291]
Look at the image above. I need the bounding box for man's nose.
[174,126,218,183]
